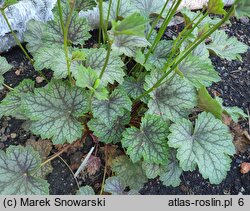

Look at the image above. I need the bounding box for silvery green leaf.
[112,155,147,190]
[77,186,95,195]
[142,162,161,179]
[103,0,136,21]
[145,71,197,121]
[207,30,248,61]
[133,0,166,17]
[178,54,220,88]
[168,112,235,184]
[24,4,91,55]
[104,176,139,195]
[235,0,250,18]
[84,48,125,85]
[79,7,100,29]
[147,40,173,69]
[76,0,96,11]
[23,80,90,144]
[111,34,150,57]
[120,76,148,103]
[0,145,49,195]
[0,79,34,119]
[0,56,12,89]
[92,89,132,125]
[122,114,169,164]
[159,149,182,187]
[192,43,210,60]
[33,46,80,79]
[88,113,130,144]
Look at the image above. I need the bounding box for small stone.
[10,133,17,139]
[240,17,249,24]
[36,76,45,84]
[15,69,21,76]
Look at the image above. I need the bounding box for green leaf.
[112,13,148,37]
[75,65,108,100]
[178,54,220,88]
[235,0,250,18]
[33,46,80,79]
[112,156,147,190]
[24,5,91,55]
[0,145,49,195]
[0,79,34,119]
[159,149,182,187]
[72,51,86,61]
[207,0,226,15]
[88,113,130,144]
[145,71,197,121]
[147,40,173,69]
[168,112,235,184]
[198,86,223,119]
[120,76,148,102]
[142,162,161,179]
[84,48,125,85]
[122,114,169,164]
[133,0,166,17]
[207,30,248,61]
[104,176,139,195]
[0,56,12,89]
[23,80,89,144]
[76,0,96,11]
[77,186,95,195]
[103,0,136,21]
[111,34,150,57]
[92,89,132,125]
[1,0,17,9]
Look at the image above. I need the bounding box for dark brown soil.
[0,16,249,195]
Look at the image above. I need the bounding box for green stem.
[0,9,33,63]
[105,0,112,32]
[99,41,111,80]
[146,0,170,40]
[57,0,74,83]
[136,2,237,101]
[115,0,121,21]
[98,0,107,43]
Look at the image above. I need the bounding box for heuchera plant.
[0,0,249,195]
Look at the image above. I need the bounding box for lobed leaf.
[77,186,95,195]
[0,145,49,195]
[23,80,90,144]
[0,56,12,89]
[168,112,235,184]
[122,114,169,164]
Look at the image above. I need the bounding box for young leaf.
[207,0,226,15]
[75,65,108,100]
[77,186,95,195]
[33,46,80,79]
[111,34,150,57]
[88,113,130,144]
[142,162,161,179]
[92,89,132,125]
[145,71,197,121]
[0,56,12,89]
[23,80,90,144]
[84,48,125,85]
[207,30,248,61]
[122,114,169,164]
[168,112,235,184]
[159,149,182,187]
[0,79,34,119]
[0,145,49,195]
[178,54,220,88]
[198,86,223,119]
[112,13,148,37]
[104,176,139,195]
[112,155,147,190]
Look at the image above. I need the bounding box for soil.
[0,16,249,195]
